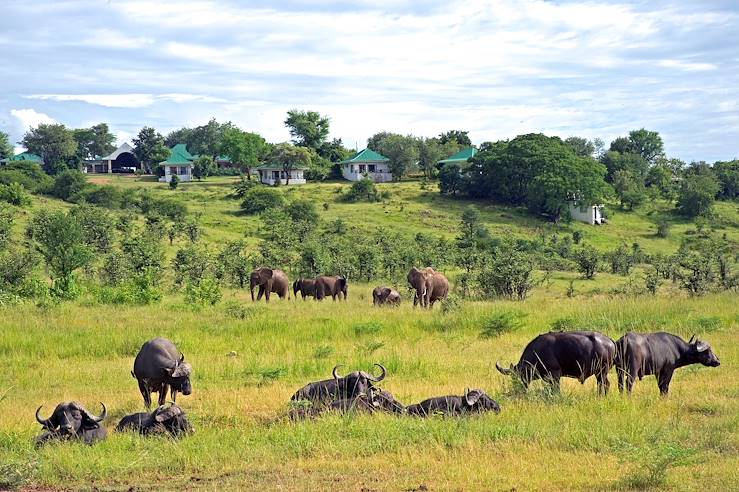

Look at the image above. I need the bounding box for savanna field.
[1,176,738,491]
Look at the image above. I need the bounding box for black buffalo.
[496,331,616,394]
[35,401,107,447]
[289,389,405,420]
[615,332,720,395]
[407,389,501,417]
[116,404,193,437]
[290,364,386,404]
[132,338,193,408]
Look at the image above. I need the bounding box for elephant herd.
[249,266,450,308]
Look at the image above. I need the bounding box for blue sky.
[1,0,737,161]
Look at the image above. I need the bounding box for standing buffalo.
[132,338,192,409]
[615,332,720,395]
[116,404,193,437]
[496,331,616,394]
[250,267,290,302]
[315,275,348,301]
[407,389,500,417]
[293,278,318,300]
[407,267,449,308]
[35,401,107,447]
[373,286,401,306]
[290,364,387,404]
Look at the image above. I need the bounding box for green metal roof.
[256,163,308,170]
[339,148,389,164]
[438,147,477,164]
[160,144,195,166]
[9,152,43,162]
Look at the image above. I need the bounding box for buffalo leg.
[171,389,178,403]
[158,383,169,406]
[657,369,673,396]
[596,372,610,396]
[138,380,152,409]
[617,366,626,393]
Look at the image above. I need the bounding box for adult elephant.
[250,267,290,302]
[407,267,449,308]
[315,275,348,301]
[373,286,401,306]
[293,278,318,300]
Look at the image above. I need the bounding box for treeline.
[438,130,738,220]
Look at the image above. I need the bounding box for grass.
[1,177,737,490]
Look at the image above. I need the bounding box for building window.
[359,164,366,173]
[368,164,376,172]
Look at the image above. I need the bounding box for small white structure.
[257,164,307,185]
[88,143,140,173]
[339,148,393,182]
[159,144,194,183]
[569,202,604,225]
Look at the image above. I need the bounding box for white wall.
[159,165,193,183]
[568,202,603,225]
[342,162,393,182]
[259,169,306,185]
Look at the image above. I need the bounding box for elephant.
[293,278,318,300]
[373,286,401,306]
[407,267,449,308]
[250,267,290,302]
[315,275,348,301]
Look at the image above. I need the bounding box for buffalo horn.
[35,405,52,428]
[688,334,696,344]
[332,364,344,380]
[179,353,185,363]
[92,402,107,422]
[369,364,387,382]
[496,361,513,375]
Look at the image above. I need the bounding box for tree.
[240,187,284,214]
[574,244,599,279]
[51,170,88,200]
[133,127,169,173]
[438,130,471,146]
[165,127,194,148]
[269,143,311,185]
[613,170,647,210]
[713,160,739,200]
[564,137,595,157]
[21,123,78,175]
[284,109,330,150]
[418,138,457,178]
[368,133,419,181]
[345,177,379,202]
[628,128,664,163]
[73,123,116,159]
[438,163,465,196]
[318,138,352,162]
[27,210,93,296]
[0,131,13,160]
[193,155,215,180]
[0,160,54,193]
[601,151,649,182]
[285,199,319,241]
[677,173,720,217]
[169,174,179,190]
[188,119,234,159]
[220,128,267,180]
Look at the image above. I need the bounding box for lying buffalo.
[496,331,616,394]
[615,332,720,395]
[289,389,405,420]
[116,404,193,437]
[290,364,387,404]
[407,389,500,417]
[35,401,107,447]
[132,338,192,408]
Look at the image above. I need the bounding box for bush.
[172,245,212,286]
[0,210,12,250]
[0,161,53,193]
[184,276,222,305]
[477,250,535,300]
[95,275,162,305]
[241,186,284,214]
[74,185,123,209]
[99,251,131,286]
[0,248,39,294]
[607,244,634,275]
[344,177,379,202]
[644,267,662,295]
[480,310,527,338]
[70,204,115,251]
[656,219,670,238]
[51,170,88,201]
[676,251,715,296]
[0,182,31,206]
[574,244,599,279]
[232,175,258,198]
[572,230,583,244]
[677,173,720,217]
[169,175,179,190]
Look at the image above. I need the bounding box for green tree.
[269,143,311,185]
[73,123,116,159]
[188,118,234,159]
[677,173,720,217]
[601,151,649,183]
[240,186,284,214]
[69,204,115,251]
[318,138,352,162]
[574,244,599,279]
[21,123,78,175]
[220,127,267,180]
[0,131,13,160]
[345,177,379,202]
[564,136,596,157]
[438,130,471,146]
[284,109,330,150]
[368,133,419,181]
[169,174,179,190]
[132,126,169,173]
[28,210,93,296]
[713,160,739,200]
[438,163,465,196]
[628,128,664,163]
[613,170,647,209]
[0,182,31,206]
[418,137,458,178]
[0,160,54,193]
[193,155,215,180]
[165,127,194,148]
[51,169,88,200]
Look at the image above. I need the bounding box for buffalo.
[407,389,501,417]
[615,332,720,395]
[116,404,193,437]
[289,389,405,420]
[496,330,616,394]
[290,364,387,404]
[132,338,193,408]
[35,401,107,447]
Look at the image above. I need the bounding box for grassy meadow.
[1,176,738,490]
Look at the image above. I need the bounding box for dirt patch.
[88,177,112,185]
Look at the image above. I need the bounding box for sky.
[1,0,738,162]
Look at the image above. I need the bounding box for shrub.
[241,186,284,214]
[677,173,720,217]
[479,311,527,338]
[676,252,715,296]
[0,182,31,206]
[0,248,39,293]
[656,219,670,238]
[184,276,222,305]
[344,177,379,202]
[74,185,123,209]
[572,230,583,244]
[121,233,163,279]
[169,175,179,190]
[217,240,251,288]
[51,170,88,201]
[607,244,634,276]
[172,245,212,286]
[232,175,258,198]
[70,204,115,251]
[99,251,131,286]
[0,161,53,193]
[95,276,162,305]
[477,250,535,300]
[644,267,662,295]
[0,210,12,250]
[574,244,599,279]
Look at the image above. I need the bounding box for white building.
[568,202,604,225]
[257,164,307,185]
[339,148,393,182]
[159,144,194,183]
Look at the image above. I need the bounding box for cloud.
[10,108,55,130]
[24,93,228,108]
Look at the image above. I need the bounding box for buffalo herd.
[33,268,721,446]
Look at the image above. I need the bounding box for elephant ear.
[465,389,483,407]
[381,287,392,297]
[259,268,274,283]
[155,404,183,423]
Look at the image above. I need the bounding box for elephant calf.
[293,278,318,300]
[116,404,193,437]
[407,389,501,417]
[35,401,107,447]
[373,286,401,306]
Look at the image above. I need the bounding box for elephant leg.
[265,289,271,302]
[257,286,264,301]
[138,380,152,409]
[413,292,419,308]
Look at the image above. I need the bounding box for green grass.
[1,177,737,490]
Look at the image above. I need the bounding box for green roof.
[160,144,195,166]
[9,152,43,162]
[438,147,477,164]
[256,163,308,170]
[339,148,389,164]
